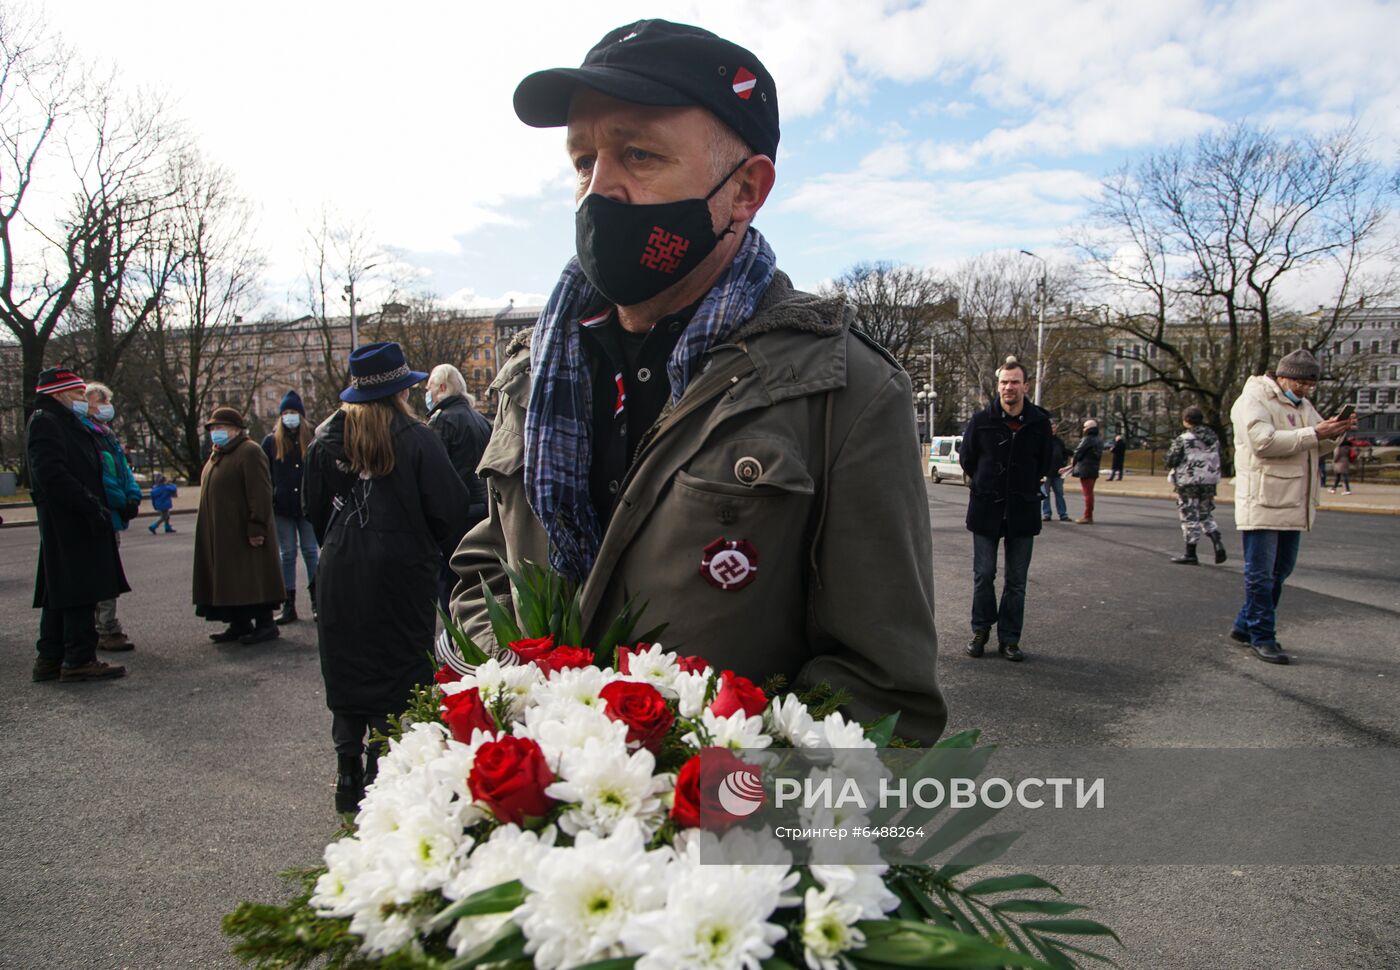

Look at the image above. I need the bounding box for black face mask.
[574,159,748,307]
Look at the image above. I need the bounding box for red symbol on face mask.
[701,538,759,591]
[640,227,690,274]
[732,67,757,100]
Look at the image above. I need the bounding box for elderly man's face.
[54,387,86,408]
[1277,376,1316,399]
[566,90,735,225]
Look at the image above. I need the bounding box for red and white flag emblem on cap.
[732,67,757,100]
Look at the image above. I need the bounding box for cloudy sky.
[40,0,1400,315]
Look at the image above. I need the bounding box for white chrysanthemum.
[810,862,900,920]
[514,819,670,970]
[795,769,875,842]
[682,709,773,752]
[448,658,544,718]
[444,825,557,957]
[311,834,432,956]
[625,834,798,970]
[817,710,876,751]
[517,701,629,771]
[800,886,866,970]
[310,836,371,918]
[674,826,797,874]
[527,664,612,714]
[371,721,449,783]
[617,642,680,689]
[766,694,821,748]
[672,670,714,718]
[370,800,475,893]
[546,737,669,837]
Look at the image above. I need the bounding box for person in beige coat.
[446,20,946,743]
[1229,350,1354,664]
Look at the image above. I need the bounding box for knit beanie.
[1275,349,1321,381]
[278,389,306,414]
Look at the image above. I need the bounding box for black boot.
[1171,543,1199,564]
[210,621,253,643]
[239,618,281,645]
[308,579,318,621]
[335,754,365,815]
[275,595,298,625]
[966,629,990,658]
[1209,532,1228,564]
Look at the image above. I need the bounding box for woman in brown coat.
[193,406,286,643]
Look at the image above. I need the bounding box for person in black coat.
[424,364,492,612]
[261,390,318,624]
[1107,434,1127,480]
[303,342,471,814]
[1064,420,1105,523]
[25,367,129,683]
[959,357,1053,662]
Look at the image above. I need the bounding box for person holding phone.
[1228,350,1356,664]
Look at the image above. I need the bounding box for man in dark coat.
[1107,434,1127,480]
[960,356,1053,662]
[424,363,492,611]
[26,367,129,683]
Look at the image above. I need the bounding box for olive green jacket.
[449,272,946,743]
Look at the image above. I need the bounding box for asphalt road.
[0,487,1397,969]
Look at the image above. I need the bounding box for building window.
[473,368,482,381]
[1353,341,1361,354]
[1391,340,1399,354]
[1130,393,1141,411]
[1114,367,1124,383]
[1334,341,1342,354]
[1358,389,1369,404]
[1115,344,1124,359]
[1131,366,1141,384]
[1148,344,1158,359]
[1372,340,1381,354]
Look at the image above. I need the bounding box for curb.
[0,507,199,531]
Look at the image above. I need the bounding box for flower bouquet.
[225,561,1118,969]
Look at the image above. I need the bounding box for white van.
[928,435,967,485]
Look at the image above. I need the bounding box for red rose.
[599,680,674,753]
[536,646,595,674]
[674,654,711,675]
[672,747,762,830]
[434,664,463,685]
[508,634,556,664]
[441,686,496,743]
[468,736,555,825]
[709,670,768,719]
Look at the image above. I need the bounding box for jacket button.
[636,367,652,383]
[608,480,620,494]
[734,457,763,484]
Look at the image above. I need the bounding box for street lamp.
[915,386,936,442]
[1019,249,1047,406]
[343,262,380,350]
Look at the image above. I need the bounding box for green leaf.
[1021,920,1123,944]
[436,605,490,665]
[961,874,1062,897]
[1026,933,1076,970]
[760,960,800,970]
[934,728,982,748]
[864,712,900,747]
[478,576,523,647]
[442,922,528,969]
[1042,939,1122,966]
[851,919,1050,969]
[499,557,547,637]
[427,880,525,933]
[991,900,1090,916]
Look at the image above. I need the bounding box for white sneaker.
[1344,489,1353,495]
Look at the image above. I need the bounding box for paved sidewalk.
[0,486,203,528]
[1090,473,1400,516]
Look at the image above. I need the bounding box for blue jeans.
[275,513,320,593]
[972,532,1035,644]
[1041,476,1067,519]
[1233,530,1302,647]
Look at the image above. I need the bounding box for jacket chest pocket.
[1258,465,1305,508]
[674,437,815,516]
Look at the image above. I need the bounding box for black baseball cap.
[513,19,780,161]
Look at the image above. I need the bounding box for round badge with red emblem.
[700,538,759,591]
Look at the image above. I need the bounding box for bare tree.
[0,7,85,430]
[819,261,953,375]
[297,210,386,417]
[1071,123,1396,468]
[128,151,266,481]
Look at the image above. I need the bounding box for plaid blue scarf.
[525,227,777,581]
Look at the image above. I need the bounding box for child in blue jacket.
[148,473,178,534]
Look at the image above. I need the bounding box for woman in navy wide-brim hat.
[303,342,471,814]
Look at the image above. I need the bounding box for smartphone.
[1336,403,1356,422]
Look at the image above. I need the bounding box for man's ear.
[730,155,776,224]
